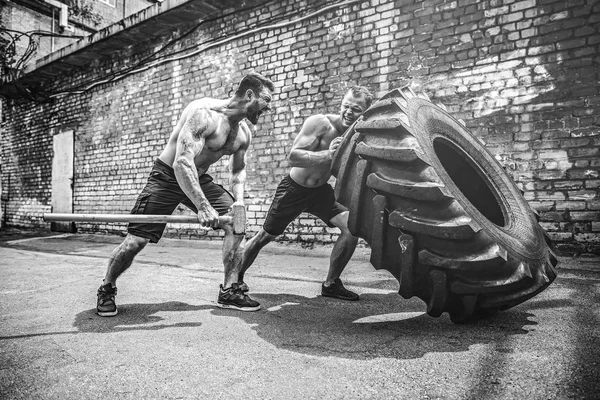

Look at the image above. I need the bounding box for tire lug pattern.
[331,85,557,322]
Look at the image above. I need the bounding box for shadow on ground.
[203,291,541,360]
[63,291,581,361]
[0,302,211,340]
[28,291,541,362]
[72,301,211,333]
[3,286,581,366]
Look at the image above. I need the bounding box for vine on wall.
[69,0,103,27]
[0,29,39,84]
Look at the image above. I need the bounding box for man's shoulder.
[305,113,329,122]
[185,98,225,115]
[187,98,210,109]
[304,114,336,130]
[238,120,253,141]
[239,119,251,132]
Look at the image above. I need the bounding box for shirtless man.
[239,86,373,301]
[96,72,274,316]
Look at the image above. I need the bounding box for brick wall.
[1,0,598,254]
[1,1,92,64]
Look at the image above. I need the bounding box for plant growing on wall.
[69,0,103,27]
[0,28,39,83]
[0,34,16,82]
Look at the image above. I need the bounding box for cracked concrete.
[0,230,599,399]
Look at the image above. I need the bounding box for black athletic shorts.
[263,175,348,236]
[128,158,235,243]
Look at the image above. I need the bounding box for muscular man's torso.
[290,114,343,188]
[158,98,250,175]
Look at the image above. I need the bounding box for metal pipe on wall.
[51,8,55,52]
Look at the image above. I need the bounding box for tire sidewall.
[408,99,547,262]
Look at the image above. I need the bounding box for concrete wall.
[93,0,152,27]
[1,0,599,254]
[0,0,151,69]
[0,1,90,64]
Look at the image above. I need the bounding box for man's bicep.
[177,108,210,157]
[230,146,247,174]
[292,115,330,151]
[291,118,324,152]
[239,120,253,145]
[292,132,318,151]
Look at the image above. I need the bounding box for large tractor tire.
[331,86,558,323]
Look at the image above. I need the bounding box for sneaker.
[321,278,360,301]
[97,283,118,317]
[217,283,260,311]
[238,281,249,293]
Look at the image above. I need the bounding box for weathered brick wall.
[0,1,91,63]
[1,0,598,254]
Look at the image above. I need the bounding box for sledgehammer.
[43,204,246,235]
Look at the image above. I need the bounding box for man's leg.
[239,228,277,283]
[325,211,358,283]
[99,158,180,316]
[97,233,150,317]
[238,175,304,288]
[217,223,261,311]
[321,211,360,301]
[104,234,150,285]
[195,177,262,311]
[222,226,245,289]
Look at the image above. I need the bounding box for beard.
[248,111,260,124]
[248,105,263,124]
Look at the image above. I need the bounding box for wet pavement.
[1,229,599,399]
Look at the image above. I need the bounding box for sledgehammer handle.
[44,205,246,234]
[43,213,232,224]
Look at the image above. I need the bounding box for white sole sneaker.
[97,309,118,317]
[216,303,260,312]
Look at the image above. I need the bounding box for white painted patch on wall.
[16,198,50,223]
[206,48,240,88]
[460,62,556,118]
[323,13,356,39]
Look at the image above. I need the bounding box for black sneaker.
[321,278,360,301]
[97,283,118,317]
[217,283,260,311]
[238,281,249,293]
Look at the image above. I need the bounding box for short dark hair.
[235,72,275,96]
[347,86,374,108]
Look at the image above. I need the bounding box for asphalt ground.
[0,229,599,400]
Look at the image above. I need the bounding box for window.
[99,0,116,7]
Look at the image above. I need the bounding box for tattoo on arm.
[174,107,211,208]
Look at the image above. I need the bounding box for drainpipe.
[51,7,55,52]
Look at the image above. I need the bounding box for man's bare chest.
[317,126,341,150]
[204,125,241,153]
[193,127,242,169]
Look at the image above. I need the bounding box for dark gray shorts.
[263,175,347,236]
[128,158,234,243]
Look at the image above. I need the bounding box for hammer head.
[231,204,246,235]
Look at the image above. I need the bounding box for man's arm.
[229,122,251,204]
[287,115,335,167]
[173,106,219,226]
